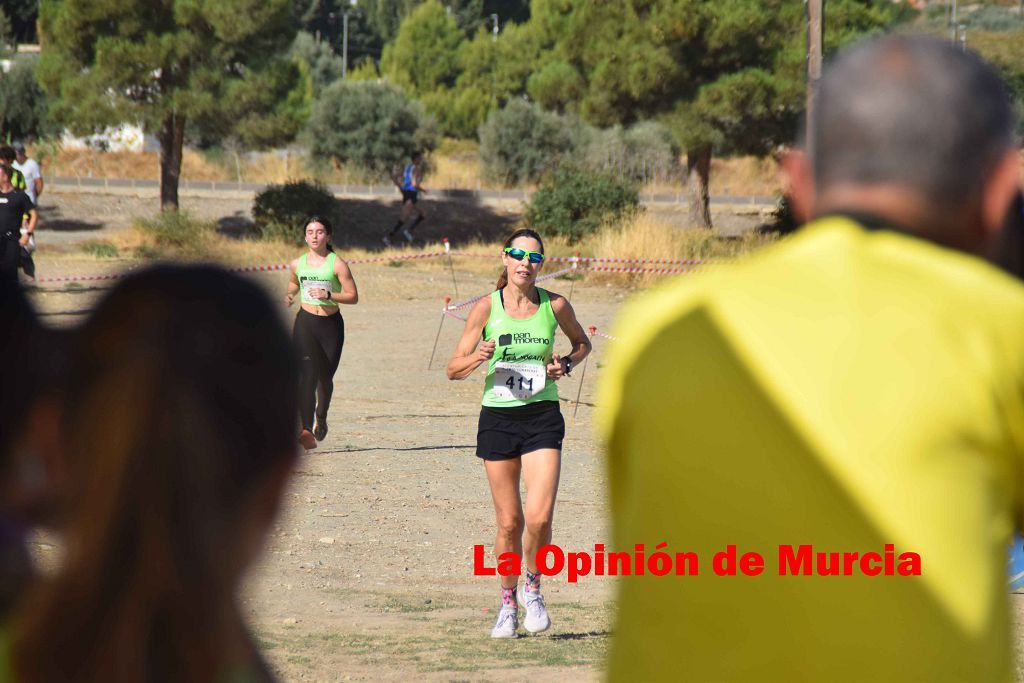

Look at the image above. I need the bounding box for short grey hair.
[812,35,1016,211]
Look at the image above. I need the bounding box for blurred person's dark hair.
[0,145,17,164]
[809,35,1016,250]
[11,265,299,682]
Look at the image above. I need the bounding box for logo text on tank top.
[497,332,550,346]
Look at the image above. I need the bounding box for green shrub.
[133,245,162,259]
[525,162,640,244]
[306,81,438,180]
[0,56,55,141]
[81,240,119,258]
[438,85,492,139]
[573,120,680,185]
[252,180,338,245]
[965,6,1020,32]
[479,99,572,185]
[136,211,215,252]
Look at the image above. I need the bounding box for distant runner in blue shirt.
[383,151,428,246]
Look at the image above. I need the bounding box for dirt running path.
[28,254,1024,682]
[29,257,625,681]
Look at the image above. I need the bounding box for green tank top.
[296,252,341,306]
[482,288,559,407]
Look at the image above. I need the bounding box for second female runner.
[285,217,359,450]
[447,228,591,638]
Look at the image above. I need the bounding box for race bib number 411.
[492,361,546,400]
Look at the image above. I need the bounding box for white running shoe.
[519,588,551,634]
[490,605,519,638]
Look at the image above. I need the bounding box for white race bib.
[492,361,546,400]
[302,279,332,300]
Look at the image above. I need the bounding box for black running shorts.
[401,189,418,204]
[476,400,565,461]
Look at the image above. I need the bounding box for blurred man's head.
[14,145,26,164]
[0,146,17,166]
[789,35,1019,252]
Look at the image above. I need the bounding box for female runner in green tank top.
[447,228,591,638]
[285,217,359,450]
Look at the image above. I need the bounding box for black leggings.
[293,309,345,431]
[0,237,19,283]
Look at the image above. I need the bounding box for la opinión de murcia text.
[473,543,922,583]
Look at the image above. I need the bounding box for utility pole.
[335,0,357,80]
[491,14,499,41]
[806,0,824,151]
[950,0,958,43]
[342,11,349,80]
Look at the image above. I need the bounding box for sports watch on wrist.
[560,356,573,376]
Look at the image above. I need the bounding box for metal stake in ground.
[573,325,597,421]
[427,296,451,370]
[567,251,581,302]
[443,237,459,298]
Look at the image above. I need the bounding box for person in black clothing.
[0,164,36,283]
[0,277,66,619]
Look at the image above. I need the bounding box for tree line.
[10,1,1013,224]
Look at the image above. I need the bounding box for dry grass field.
[39,145,785,198]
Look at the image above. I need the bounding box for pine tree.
[520,0,910,227]
[39,0,307,209]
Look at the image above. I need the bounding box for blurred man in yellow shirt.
[600,35,1024,681]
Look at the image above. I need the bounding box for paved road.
[49,175,778,208]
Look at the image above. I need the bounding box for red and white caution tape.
[450,251,709,266]
[445,291,489,311]
[538,266,575,282]
[35,243,710,288]
[35,272,127,284]
[554,255,707,266]
[585,265,703,275]
[348,251,446,265]
[34,251,449,286]
[445,267,575,311]
[226,263,291,274]
[586,325,618,341]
